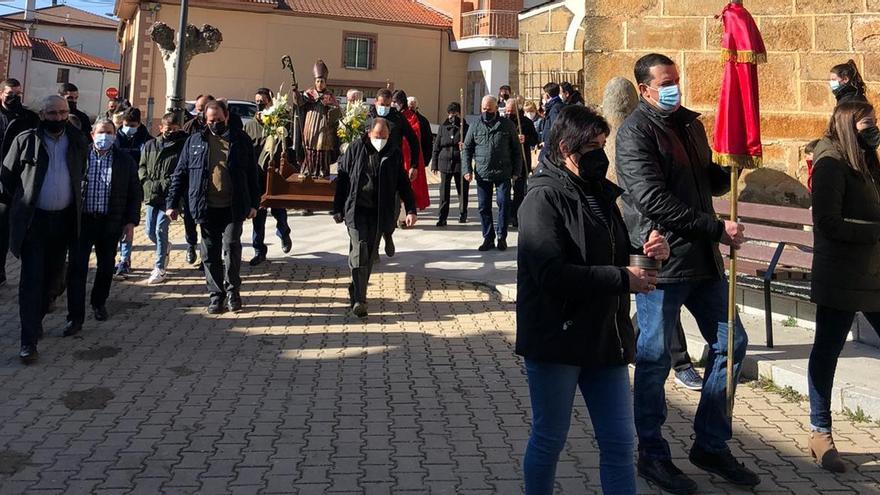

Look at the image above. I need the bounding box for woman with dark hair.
[516,105,669,494]
[808,100,880,472]
[830,60,868,105]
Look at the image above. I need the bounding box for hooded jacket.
[431,117,468,174]
[810,137,880,311]
[139,133,186,207]
[516,156,636,368]
[615,100,730,284]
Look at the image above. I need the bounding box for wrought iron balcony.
[460,10,518,39]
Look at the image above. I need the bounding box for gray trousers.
[348,210,380,306]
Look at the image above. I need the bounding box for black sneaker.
[675,365,704,391]
[350,302,368,318]
[436,220,447,227]
[478,239,495,252]
[19,344,38,364]
[226,293,243,313]
[249,253,266,267]
[638,457,698,495]
[689,444,760,487]
[281,234,292,254]
[458,214,467,224]
[186,245,198,265]
[497,239,507,251]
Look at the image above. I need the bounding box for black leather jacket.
[615,100,730,283]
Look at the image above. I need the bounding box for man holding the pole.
[615,53,759,494]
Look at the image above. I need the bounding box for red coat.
[403,108,430,210]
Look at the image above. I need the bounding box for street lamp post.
[169,0,189,125]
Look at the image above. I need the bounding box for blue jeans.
[475,176,510,242]
[118,238,132,265]
[808,306,880,432]
[634,277,748,459]
[145,206,171,270]
[524,361,635,495]
[251,207,290,256]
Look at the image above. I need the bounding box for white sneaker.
[147,268,167,284]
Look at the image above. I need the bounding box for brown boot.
[809,431,847,473]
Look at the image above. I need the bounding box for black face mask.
[42,119,66,134]
[164,130,187,141]
[4,94,22,110]
[576,148,610,181]
[67,100,77,112]
[257,102,267,111]
[209,122,227,136]
[858,126,880,150]
[481,111,496,122]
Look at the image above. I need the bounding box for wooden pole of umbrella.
[727,166,739,417]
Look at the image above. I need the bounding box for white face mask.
[371,138,387,152]
[376,105,390,117]
[525,112,537,121]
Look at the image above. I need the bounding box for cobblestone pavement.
[1,222,879,494]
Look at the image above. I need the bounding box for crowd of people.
[0,50,878,495]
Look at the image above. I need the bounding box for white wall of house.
[10,57,118,122]
[467,50,511,112]
[31,25,118,62]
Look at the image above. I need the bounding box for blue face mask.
[653,84,681,112]
[122,125,137,136]
[94,133,115,151]
[829,79,842,91]
[376,105,390,117]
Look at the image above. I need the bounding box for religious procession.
[0,0,879,493]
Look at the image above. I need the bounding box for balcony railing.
[461,10,519,39]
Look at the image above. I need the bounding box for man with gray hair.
[462,94,521,251]
[0,95,88,362]
[332,117,417,318]
[346,89,363,105]
[65,119,141,337]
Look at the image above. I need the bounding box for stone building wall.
[520,0,880,187]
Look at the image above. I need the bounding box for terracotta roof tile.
[1,5,117,30]
[25,36,119,71]
[282,0,451,28]
[12,31,31,49]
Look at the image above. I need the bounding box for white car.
[185,100,258,126]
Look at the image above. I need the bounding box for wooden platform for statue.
[260,169,336,211]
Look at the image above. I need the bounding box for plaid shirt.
[84,148,113,215]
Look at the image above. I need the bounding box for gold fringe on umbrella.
[713,151,762,170]
[720,48,767,65]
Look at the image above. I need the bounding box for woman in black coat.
[808,100,880,472]
[431,102,469,225]
[829,60,868,106]
[517,105,668,494]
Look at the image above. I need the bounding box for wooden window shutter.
[368,35,377,70]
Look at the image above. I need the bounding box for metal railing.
[460,10,519,39]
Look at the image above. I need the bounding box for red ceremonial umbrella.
[712,0,766,417]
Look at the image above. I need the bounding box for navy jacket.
[166,127,260,224]
[538,96,565,160]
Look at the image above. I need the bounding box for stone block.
[801,81,837,112]
[583,51,644,103]
[581,16,624,52]
[814,16,851,51]
[795,0,863,14]
[562,52,583,72]
[529,32,566,52]
[664,0,721,17]
[524,53,564,72]
[760,17,811,52]
[863,54,880,81]
[866,83,880,107]
[758,53,799,112]
[761,114,828,139]
[626,18,703,50]
[585,0,660,18]
[706,18,723,49]
[683,52,723,109]
[749,0,796,15]
[800,52,860,80]
[852,16,880,51]
[519,11,550,35]
[549,6,574,32]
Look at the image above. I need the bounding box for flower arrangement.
[260,86,293,139]
[337,100,369,150]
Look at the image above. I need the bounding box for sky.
[0,0,117,20]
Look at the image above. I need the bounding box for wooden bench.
[261,168,336,211]
[713,199,813,348]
